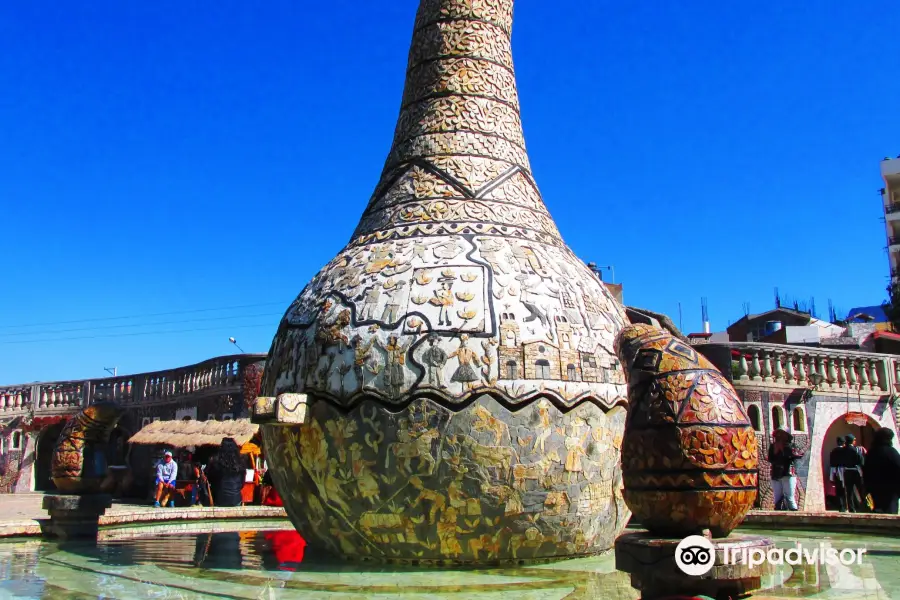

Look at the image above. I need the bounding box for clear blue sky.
[1,2,898,383]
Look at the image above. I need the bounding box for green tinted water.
[1,524,898,599]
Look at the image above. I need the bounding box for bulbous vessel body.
[51,402,123,494]
[615,324,759,538]
[259,0,633,563]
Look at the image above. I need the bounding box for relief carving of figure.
[430,279,455,326]
[351,335,380,391]
[359,285,381,321]
[476,237,511,274]
[421,334,449,387]
[375,334,411,398]
[379,280,407,323]
[449,334,480,392]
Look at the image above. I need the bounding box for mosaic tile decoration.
[260,0,632,562]
[616,324,759,538]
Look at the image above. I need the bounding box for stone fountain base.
[41,494,112,540]
[615,531,774,599]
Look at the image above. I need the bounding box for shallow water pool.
[1,523,898,599]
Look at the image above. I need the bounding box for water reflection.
[0,526,897,599]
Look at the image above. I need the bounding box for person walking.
[864,428,900,514]
[768,428,805,511]
[840,434,865,512]
[828,438,848,512]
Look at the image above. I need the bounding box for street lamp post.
[229,337,246,354]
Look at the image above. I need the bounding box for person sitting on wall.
[153,450,178,508]
[864,428,900,514]
[205,438,245,507]
[768,428,805,511]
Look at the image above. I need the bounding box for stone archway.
[820,413,879,510]
[34,422,65,491]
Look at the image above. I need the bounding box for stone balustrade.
[0,354,266,418]
[697,342,898,398]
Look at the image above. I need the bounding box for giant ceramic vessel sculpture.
[615,324,758,538]
[259,0,631,563]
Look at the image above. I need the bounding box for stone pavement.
[0,492,288,538]
[744,509,900,534]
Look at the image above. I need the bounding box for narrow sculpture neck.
[351,0,564,247]
[384,0,525,173]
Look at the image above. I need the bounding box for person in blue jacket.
[153,450,178,508]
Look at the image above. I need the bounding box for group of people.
[829,429,900,514]
[770,425,900,514]
[153,438,249,508]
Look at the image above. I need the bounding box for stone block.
[41,494,113,540]
[615,531,774,600]
[253,394,308,426]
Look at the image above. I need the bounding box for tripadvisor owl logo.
[675,536,716,576]
[674,535,868,576]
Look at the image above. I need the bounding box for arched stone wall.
[805,400,899,512]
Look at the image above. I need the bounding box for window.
[585,356,597,369]
[506,361,518,380]
[11,431,22,450]
[536,360,552,380]
[771,406,784,431]
[504,330,516,347]
[207,414,217,421]
[747,405,762,432]
[141,417,152,428]
[566,364,578,381]
[792,407,806,432]
[223,413,234,421]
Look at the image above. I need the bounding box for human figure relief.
[375,335,411,399]
[449,334,480,392]
[421,334,449,387]
[379,280,407,323]
[533,404,552,453]
[476,237,511,274]
[359,285,381,321]
[430,279,455,326]
[351,335,379,391]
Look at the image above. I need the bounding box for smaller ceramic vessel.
[615,324,758,538]
[51,402,123,494]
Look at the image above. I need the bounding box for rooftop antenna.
[774,287,781,308]
[103,367,117,377]
[701,297,710,334]
[810,297,817,319]
[742,302,750,316]
[678,302,683,332]
[828,299,836,323]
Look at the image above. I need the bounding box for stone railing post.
[796,354,807,385]
[737,353,750,381]
[785,354,795,383]
[773,351,785,384]
[749,351,761,381]
[761,352,772,382]
[859,360,870,389]
[826,357,838,389]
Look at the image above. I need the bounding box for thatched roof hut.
[128,419,258,448]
